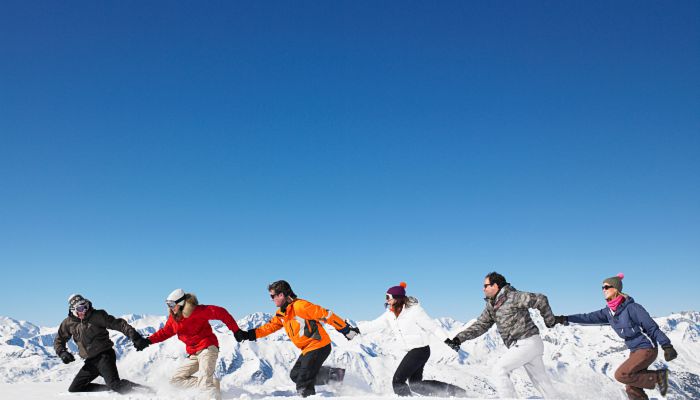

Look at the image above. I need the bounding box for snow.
[1,311,699,399]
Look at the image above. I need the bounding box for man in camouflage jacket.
[447,272,558,399]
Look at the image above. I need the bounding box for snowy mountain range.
[1,310,698,399]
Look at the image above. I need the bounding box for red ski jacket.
[149,304,240,355]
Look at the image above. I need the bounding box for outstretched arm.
[148,317,176,344]
[521,291,557,328]
[252,314,284,339]
[567,308,609,325]
[454,308,494,343]
[101,310,139,340]
[202,305,240,333]
[358,311,390,334]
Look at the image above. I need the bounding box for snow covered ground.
[1,310,698,399]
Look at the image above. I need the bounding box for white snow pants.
[170,345,221,400]
[492,334,557,399]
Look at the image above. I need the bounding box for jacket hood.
[182,294,199,318]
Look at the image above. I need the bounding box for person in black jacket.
[53,294,151,393]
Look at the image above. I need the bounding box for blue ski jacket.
[567,295,671,351]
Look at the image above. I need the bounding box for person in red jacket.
[146,289,245,400]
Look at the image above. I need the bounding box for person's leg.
[290,354,304,385]
[404,347,466,397]
[492,335,544,399]
[292,345,332,397]
[170,352,201,388]
[196,346,221,400]
[392,346,430,396]
[614,348,659,400]
[92,349,136,394]
[521,338,558,399]
[67,360,102,392]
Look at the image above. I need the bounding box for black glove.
[246,329,257,341]
[234,329,249,342]
[554,315,568,326]
[663,345,678,362]
[338,321,360,340]
[445,337,461,352]
[59,351,75,364]
[133,335,150,351]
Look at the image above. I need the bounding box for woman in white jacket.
[361,282,466,397]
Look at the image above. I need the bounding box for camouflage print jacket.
[455,285,556,348]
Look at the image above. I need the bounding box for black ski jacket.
[54,304,139,359]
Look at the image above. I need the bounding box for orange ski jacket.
[253,298,348,354]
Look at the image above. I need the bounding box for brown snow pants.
[614,347,659,400]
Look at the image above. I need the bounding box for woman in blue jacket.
[554,273,678,400]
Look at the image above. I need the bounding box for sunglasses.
[270,292,281,299]
[602,285,615,291]
[483,283,496,288]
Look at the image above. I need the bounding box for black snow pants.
[393,346,467,397]
[67,348,138,393]
[290,344,332,397]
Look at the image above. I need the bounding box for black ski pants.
[67,348,137,394]
[290,344,332,397]
[393,346,466,397]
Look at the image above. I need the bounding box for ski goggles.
[385,294,393,300]
[72,303,89,313]
[166,300,178,309]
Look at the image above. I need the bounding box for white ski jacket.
[361,300,449,351]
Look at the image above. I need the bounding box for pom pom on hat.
[604,273,625,292]
[399,282,407,288]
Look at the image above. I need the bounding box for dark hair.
[268,280,297,298]
[485,272,507,289]
[390,296,417,317]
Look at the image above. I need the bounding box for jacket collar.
[182,300,197,318]
[486,284,512,305]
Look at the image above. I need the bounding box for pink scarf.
[607,295,625,313]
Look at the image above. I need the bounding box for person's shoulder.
[91,309,110,317]
[293,298,315,307]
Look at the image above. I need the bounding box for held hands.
[234,329,249,343]
[444,337,461,352]
[246,329,258,342]
[338,321,360,340]
[663,345,678,362]
[59,351,75,364]
[133,334,151,351]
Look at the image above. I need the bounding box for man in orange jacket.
[238,280,359,397]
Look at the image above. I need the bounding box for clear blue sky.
[1,1,698,327]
